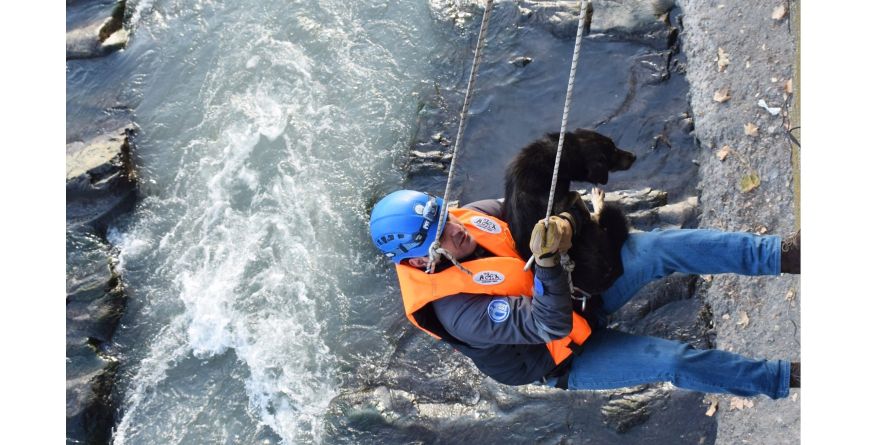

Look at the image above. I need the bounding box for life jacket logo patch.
[487,298,510,323]
[473,270,505,285]
[470,216,502,234]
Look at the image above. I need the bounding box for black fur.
[503,128,636,294]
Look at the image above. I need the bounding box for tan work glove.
[529,213,574,267]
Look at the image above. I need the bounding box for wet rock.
[610,270,714,350]
[509,56,533,67]
[515,0,674,40]
[66,344,118,444]
[427,0,479,29]
[406,150,453,175]
[66,231,125,445]
[634,50,673,85]
[66,125,138,232]
[614,274,698,324]
[374,330,483,405]
[514,0,591,38]
[66,237,125,344]
[66,0,128,59]
[601,384,671,433]
[679,114,695,133]
[589,0,675,34]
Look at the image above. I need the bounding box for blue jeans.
[562,229,791,399]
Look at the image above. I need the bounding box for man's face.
[407,216,477,269]
[439,217,477,261]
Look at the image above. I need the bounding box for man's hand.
[529,215,574,267]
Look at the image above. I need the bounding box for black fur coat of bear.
[502,128,636,295]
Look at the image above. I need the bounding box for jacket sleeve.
[430,264,574,346]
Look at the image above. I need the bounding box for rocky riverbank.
[66,1,135,443]
[67,0,129,60]
[678,0,800,441]
[66,126,138,444]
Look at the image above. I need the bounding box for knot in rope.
[425,241,474,275]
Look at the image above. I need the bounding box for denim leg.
[567,329,790,399]
[601,229,782,314]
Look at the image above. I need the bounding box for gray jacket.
[424,199,578,385]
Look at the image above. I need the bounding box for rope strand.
[427,0,495,274]
[545,0,590,222]
[525,0,590,271]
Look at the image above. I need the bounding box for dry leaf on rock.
[729,397,755,410]
[785,289,796,302]
[702,274,713,282]
[755,226,768,235]
[722,313,731,320]
[717,47,730,72]
[791,393,799,402]
[772,5,787,20]
[744,122,759,136]
[705,399,719,417]
[785,78,793,94]
[716,145,731,161]
[737,310,750,328]
[739,173,761,193]
[714,88,731,103]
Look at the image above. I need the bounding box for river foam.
[106,0,442,443]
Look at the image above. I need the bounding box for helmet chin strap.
[425,240,473,275]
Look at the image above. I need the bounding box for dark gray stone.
[601,384,671,433]
[66,231,125,445]
[66,0,128,59]
[66,125,138,233]
[66,340,118,445]
[406,150,454,175]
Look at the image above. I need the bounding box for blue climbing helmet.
[369,190,447,263]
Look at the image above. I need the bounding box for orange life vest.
[394,208,592,365]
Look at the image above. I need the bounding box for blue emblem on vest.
[487,298,510,323]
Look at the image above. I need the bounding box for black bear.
[503,128,636,295]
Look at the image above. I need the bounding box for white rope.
[426,0,495,274]
[525,0,590,271]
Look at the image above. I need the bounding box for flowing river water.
[67,0,709,443]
